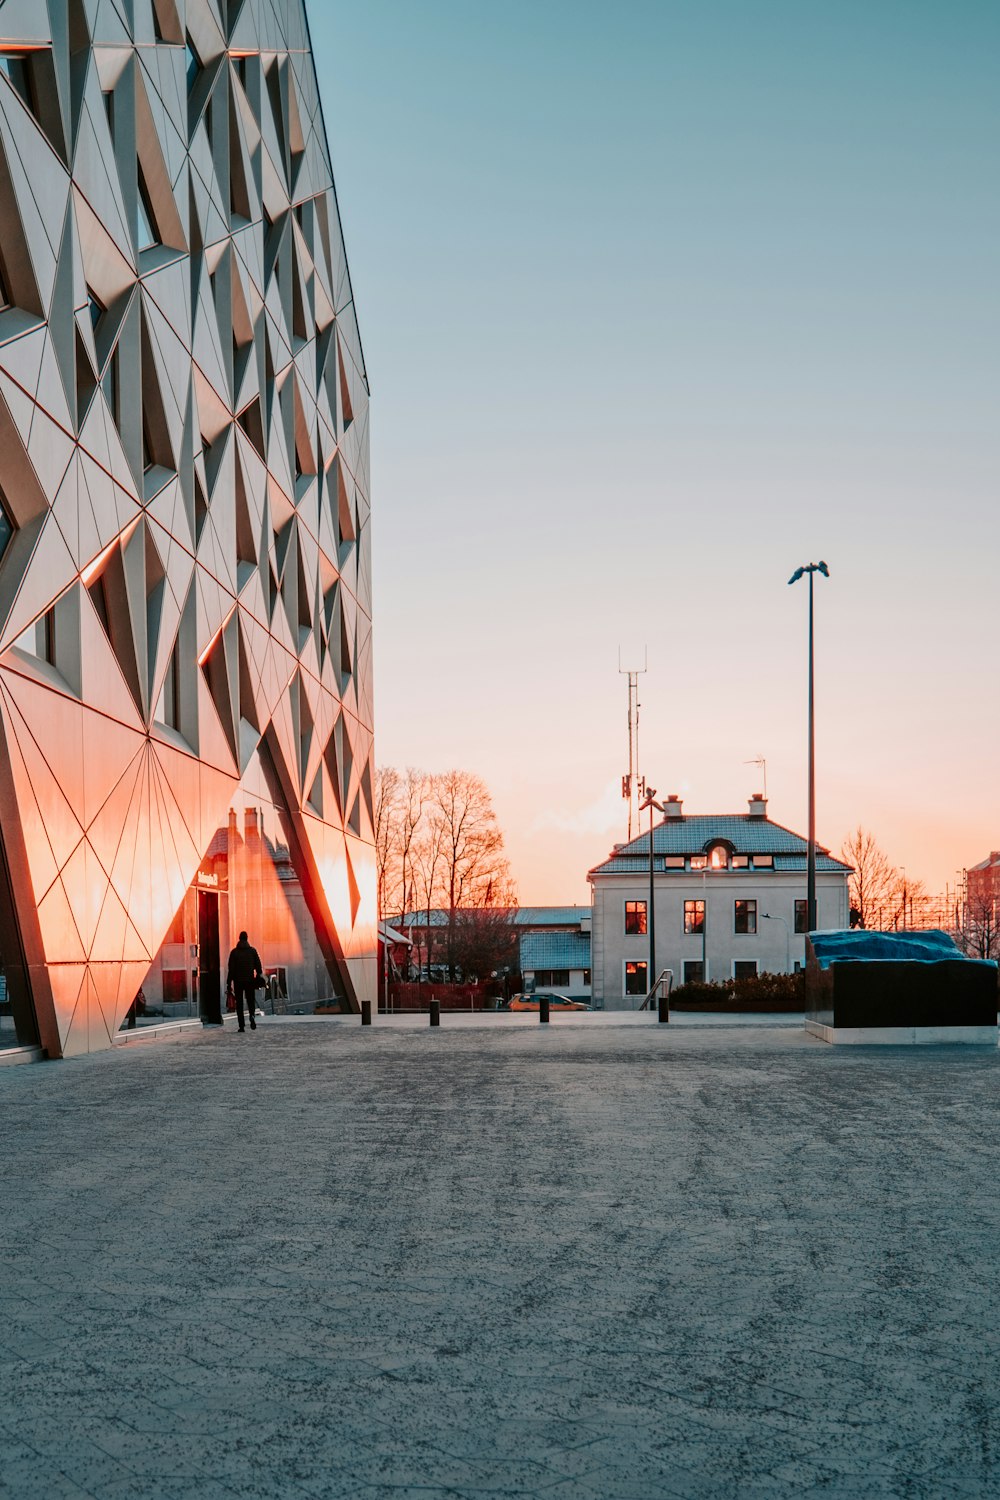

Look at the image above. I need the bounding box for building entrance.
[198,890,222,1025]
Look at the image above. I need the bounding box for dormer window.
[708,844,729,870]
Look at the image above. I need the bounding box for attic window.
[754,855,774,868]
[690,856,707,871]
[708,844,729,870]
[732,855,749,869]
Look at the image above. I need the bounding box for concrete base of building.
[113,1018,207,1047]
[0,1044,43,1066]
[806,1019,999,1046]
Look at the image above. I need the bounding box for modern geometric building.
[0,1,374,1058]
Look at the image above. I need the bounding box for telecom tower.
[620,651,647,841]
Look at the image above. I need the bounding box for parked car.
[505,994,591,1012]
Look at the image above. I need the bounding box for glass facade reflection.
[132,747,343,1024]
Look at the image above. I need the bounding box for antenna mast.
[744,754,767,802]
[619,648,647,840]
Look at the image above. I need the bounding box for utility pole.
[619,649,647,841]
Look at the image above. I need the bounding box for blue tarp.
[810,929,997,970]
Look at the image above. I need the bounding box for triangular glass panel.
[136,172,158,252]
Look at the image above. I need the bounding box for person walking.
[227,930,263,1033]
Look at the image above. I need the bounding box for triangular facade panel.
[0,2,375,1056]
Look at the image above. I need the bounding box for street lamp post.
[761,912,790,972]
[788,561,829,932]
[639,788,666,1005]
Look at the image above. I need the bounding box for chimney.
[664,794,684,820]
[748,794,768,819]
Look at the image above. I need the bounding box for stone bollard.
[539,996,550,1024]
[361,1000,372,1026]
[429,999,440,1027]
[658,991,670,1024]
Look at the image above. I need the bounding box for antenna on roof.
[744,754,767,801]
[619,647,647,841]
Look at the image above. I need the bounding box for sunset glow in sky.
[312,1,1000,909]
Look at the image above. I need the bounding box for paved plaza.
[2,1015,999,1499]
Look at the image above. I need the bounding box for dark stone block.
[806,930,998,1030]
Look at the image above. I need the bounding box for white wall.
[590,871,848,1009]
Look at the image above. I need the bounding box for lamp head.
[818,560,829,577]
[788,567,804,585]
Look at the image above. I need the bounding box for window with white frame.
[624,960,647,996]
[624,899,647,936]
[734,899,757,934]
[684,899,705,934]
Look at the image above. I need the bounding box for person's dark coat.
[227,938,263,989]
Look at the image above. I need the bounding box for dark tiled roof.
[520,931,592,969]
[589,814,851,876]
[398,906,588,929]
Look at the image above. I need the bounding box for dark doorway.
[198,890,222,1024]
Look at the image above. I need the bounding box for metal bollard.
[658,991,669,1024]
[429,999,440,1027]
[361,1000,372,1026]
[539,996,550,1024]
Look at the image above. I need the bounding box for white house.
[588,794,851,1009]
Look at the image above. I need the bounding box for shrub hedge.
[669,970,805,1011]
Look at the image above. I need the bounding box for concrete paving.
[2,1015,999,1499]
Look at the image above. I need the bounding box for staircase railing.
[638,968,673,1014]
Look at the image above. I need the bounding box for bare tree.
[374,765,402,920]
[841,827,897,929]
[958,887,1000,959]
[377,765,518,980]
[450,898,520,984]
[410,790,447,978]
[841,827,935,931]
[427,769,513,980]
[398,768,427,921]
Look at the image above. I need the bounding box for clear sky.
[310,1,1000,909]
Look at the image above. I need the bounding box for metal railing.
[638,968,673,1013]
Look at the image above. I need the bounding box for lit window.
[709,845,728,870]
[684,900,704,935]
[624,960,647,996]
[735,899,757,934]
[664,856,685,869]
[624,900,647,936]
[732,855,749,869]
[690,855,707,870]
